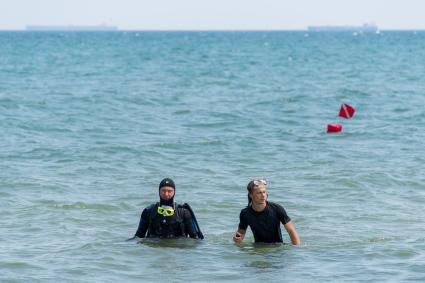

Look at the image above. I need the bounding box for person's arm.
[134,208,150,238]
[183,209,198,239]
[275,204,300,245]
[283,221,301,245]
[233,210,248,243]
[233,228,246,243]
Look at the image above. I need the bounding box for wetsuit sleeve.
[238,209,248,230]
[275,204,291,225]
[182,209,197,238]
[134,207,150,238]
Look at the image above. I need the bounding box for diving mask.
[157,205,175,217]
[253,178,267,187]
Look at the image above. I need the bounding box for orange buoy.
[327,123,342,133]
[339,103,355,119]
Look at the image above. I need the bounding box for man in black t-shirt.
[233,179,300,244]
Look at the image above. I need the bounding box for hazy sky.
[1,0,424,30]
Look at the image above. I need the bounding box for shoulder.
[239,206,251,217]
[142,203,158,212]
[146,202,158,209]
[267,201,284,210]
[268,201,291,223]
[240,206,249,213]
[267,202,287,214]
[176,203,192,217]
[176,203,187,211]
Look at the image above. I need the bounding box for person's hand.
[233,231,244,243]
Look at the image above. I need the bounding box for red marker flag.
[339,103,355,119]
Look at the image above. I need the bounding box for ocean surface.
[1,31,424,282]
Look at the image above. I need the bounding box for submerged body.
[135,202,198,239]
[132,178,203,240]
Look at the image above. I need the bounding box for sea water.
[1,31,424,282]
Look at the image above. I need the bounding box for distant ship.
[307,23,378,33]
[26,25,118,31]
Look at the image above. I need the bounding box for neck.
[160,199,174,207]
[251,201,266,212]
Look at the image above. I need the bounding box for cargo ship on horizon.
[26,25,118,31]
[307,23,378,33]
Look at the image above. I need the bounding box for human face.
[159,186,175,200]
[249,186,267,206]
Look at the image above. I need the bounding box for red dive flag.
[339,103,355,119]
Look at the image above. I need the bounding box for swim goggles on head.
[253,178,267,187]
[157,206,175,217]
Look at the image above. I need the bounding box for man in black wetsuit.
[133,178,203,239]
[233,179,300,245]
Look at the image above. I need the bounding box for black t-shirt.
[238,201,291,243]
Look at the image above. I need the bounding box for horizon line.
[1,28,425,32]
